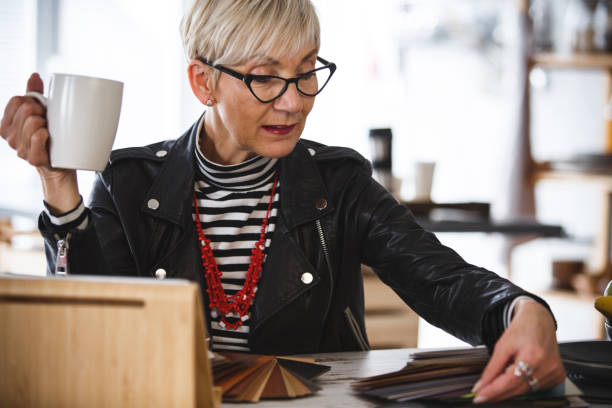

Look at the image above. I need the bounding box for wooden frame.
[0,275,220,408]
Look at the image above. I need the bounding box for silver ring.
[513,360,539,392]
[528,376,540,392]
[514,360,534,378]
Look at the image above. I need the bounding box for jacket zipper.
[316,219,369,351]
[54,233,71,275]
[344,306,370,351]
[316,219,335,330]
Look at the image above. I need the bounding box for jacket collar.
[140,116,199,225]
[278,142,335,229]
[142,114,335,228]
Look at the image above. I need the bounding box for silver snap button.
[308,148,316,156]
[147,199,160,210]
[301,272,314,284]
[155,150,168,158]
[315,198,327,210]
[155,268,167,279]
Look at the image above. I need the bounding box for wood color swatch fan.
[0,275,221,408]
[211,352,331,402]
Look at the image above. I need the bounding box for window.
[0,0,200,215]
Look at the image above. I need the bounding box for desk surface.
[222,348,610,408]
[223,348,414,408]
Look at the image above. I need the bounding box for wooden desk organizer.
[0,275,220,408]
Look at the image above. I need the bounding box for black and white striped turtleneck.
[193,136,280,352]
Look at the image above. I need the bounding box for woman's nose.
[273,82,304,112]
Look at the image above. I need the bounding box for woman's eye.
[252,76,273,84]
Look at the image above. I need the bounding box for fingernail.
[473,395,488,404]
[471,379,482,393]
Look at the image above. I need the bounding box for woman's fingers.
[1,73,46,158]
[26,72,44,94]
[474,299,566,404]
[477,359,543,403]
[1,96,26,143]
[1,92,48,166]
[22,112,46,138]
[27,123,51,167]
[16,100,46,156]
[476,357,565,403]
[475,363,530,403]
[472,341,513,394]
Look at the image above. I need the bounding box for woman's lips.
[262,124,296,135]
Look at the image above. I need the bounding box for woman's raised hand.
[1,73,53,167]
[0,73,80,213]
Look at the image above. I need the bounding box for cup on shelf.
[413,161,436,202]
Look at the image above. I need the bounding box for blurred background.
[1,0,610,348]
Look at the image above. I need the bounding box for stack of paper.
[351,347,489,402]
[210,352,330,402]
[352,347,585,406]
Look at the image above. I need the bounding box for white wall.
[0,0,41,216]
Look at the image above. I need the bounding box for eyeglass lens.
[250,66,332,102]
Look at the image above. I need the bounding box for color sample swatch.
[211,352,331,402]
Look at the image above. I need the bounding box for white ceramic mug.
[26,73,124,172]
[413,161,436,202]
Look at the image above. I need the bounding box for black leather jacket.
[39,117,545,354]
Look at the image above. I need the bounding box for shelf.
[399,200,564,236]
[416,218,565,237]
[533,158,612,188]
[403,201,490,220]
[530,53,612,70]
[534,170,612,188]
[518,4,612,289]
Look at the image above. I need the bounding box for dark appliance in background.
[369,128,393,192]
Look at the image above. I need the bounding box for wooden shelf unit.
[517,0,612,291]
[530,53,612,70]
[533,168,612,186]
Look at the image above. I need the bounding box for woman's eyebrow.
[258,56,279,66]
[301,49,317,62]
[252,49,318,68]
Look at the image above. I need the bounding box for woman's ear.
[188,60,215,106]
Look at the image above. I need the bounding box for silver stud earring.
[206,99,213,107]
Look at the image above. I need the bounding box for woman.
[0,0,564,403]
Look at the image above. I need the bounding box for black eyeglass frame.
[198,56,337,103]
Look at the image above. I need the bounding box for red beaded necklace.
[192,171,278,330]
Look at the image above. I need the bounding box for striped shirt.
[193,141,279,352]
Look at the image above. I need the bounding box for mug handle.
[25,91,48,107]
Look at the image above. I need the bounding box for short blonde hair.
[181,0,320,72]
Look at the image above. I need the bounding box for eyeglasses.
[198,56,336,103]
